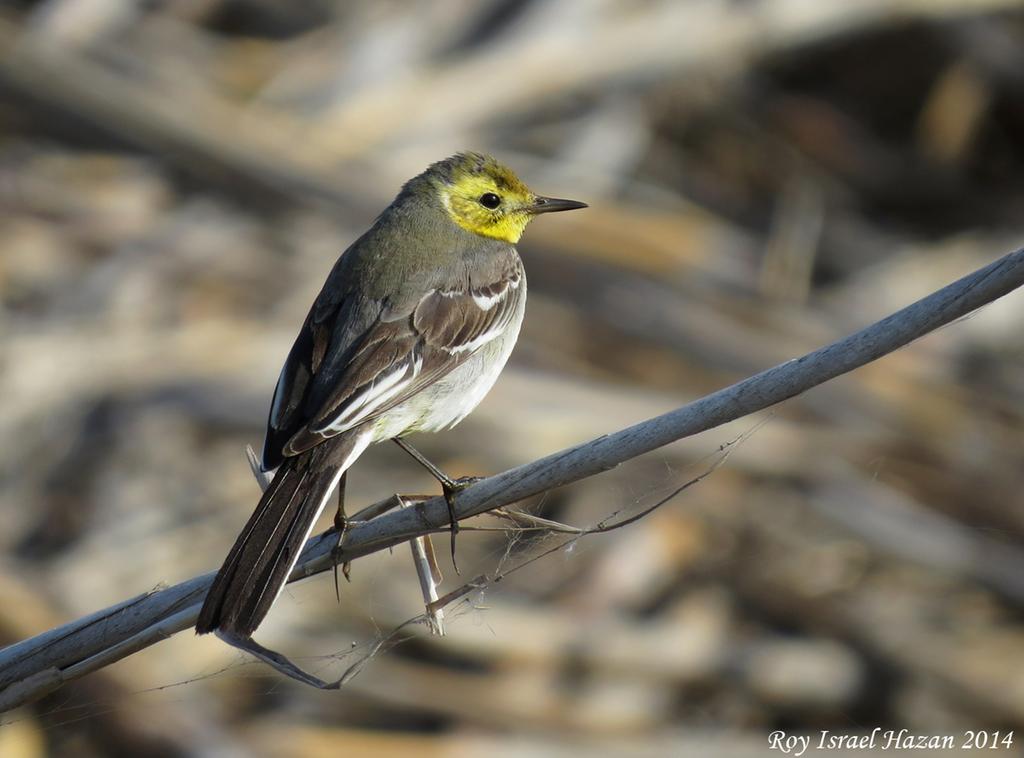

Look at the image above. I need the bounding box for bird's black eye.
[479,192,501,209]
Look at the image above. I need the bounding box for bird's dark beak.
[528,196,589,214]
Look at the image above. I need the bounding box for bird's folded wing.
[277,264,523,457]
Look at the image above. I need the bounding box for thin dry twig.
[424,422,747,617]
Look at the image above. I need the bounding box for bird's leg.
[392,438,481,574]
[332,471,351,601]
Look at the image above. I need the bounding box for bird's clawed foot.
[444,475,484,492]
[332,473,352,601]
[440,475,482,575]
[393,438,483,575]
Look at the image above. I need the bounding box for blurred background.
[2,0,1024,756]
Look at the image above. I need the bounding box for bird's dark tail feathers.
[196,433,367,638]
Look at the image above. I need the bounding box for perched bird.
[196,152,586,639]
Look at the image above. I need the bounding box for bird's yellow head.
[421,152,587,243]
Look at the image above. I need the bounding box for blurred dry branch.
[2,0,1020,206]
[5,0,1024,753]
[2,245,1022,707]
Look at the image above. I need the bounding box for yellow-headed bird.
[197,152,586,639]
